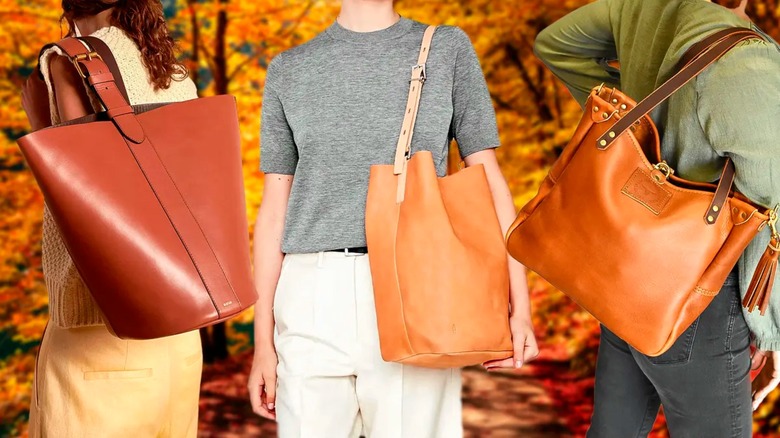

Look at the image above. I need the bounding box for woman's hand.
[248,344,279,420]
[483,314,539,371]
[751,349,780,411]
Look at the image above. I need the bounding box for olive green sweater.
[535,0,780,350]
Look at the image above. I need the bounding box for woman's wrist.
[253,308,276,351]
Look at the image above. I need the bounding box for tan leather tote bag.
[365,26,514,368]
[18,37,257,339]
[506,29,779,356]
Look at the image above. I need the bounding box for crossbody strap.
[393,25,437,203]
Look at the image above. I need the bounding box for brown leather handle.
[46,37,145,143]
[596,29,762,148]
[706,158,736,224]
[675,28,758,71]
[673,28,751,225]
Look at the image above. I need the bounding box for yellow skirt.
[29,324,202,438]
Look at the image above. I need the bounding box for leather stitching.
[694,286,719,296]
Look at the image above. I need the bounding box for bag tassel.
[744,207,780,315]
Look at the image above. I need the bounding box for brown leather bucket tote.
[18,37,257,339]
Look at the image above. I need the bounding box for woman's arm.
[465,149,539,370]
[534,0,618,107]
[49,55,92,122]
[248,174,292,420]
[249,51,296,419]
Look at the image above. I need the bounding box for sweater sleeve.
[260,53,298,175]
[695,39,780,351]
[533,0,620,107]
[448,27,501,158]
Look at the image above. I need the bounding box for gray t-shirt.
[260,17,500,254]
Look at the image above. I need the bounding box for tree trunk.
[201,0,231,363]
[187,0,201,91]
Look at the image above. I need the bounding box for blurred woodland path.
[197,352,573,437]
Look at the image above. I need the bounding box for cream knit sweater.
[40,26,198,328]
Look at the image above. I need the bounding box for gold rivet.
[707,216,715,223]
[712,205,720,212]
[741,212,748,219]
[612,99,618,104]
[594,106,600,112]
[733,207,739,214]
[602,113,609,119]
[608,131,616,138]
[621,104,628,110]
[599,140,607,147]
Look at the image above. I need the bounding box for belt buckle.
[343,248,364,257]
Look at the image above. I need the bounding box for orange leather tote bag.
[17,38,257,339]
[365,26,513,368]
[506,29,779,356]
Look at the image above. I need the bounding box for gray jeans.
[588,273,752,438]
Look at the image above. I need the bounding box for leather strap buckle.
[71,51,103,79]
[769,205,780,242]
[410,63,426,83]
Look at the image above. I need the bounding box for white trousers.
[274,252,463,438]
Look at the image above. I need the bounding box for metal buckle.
[653,161,675,179]
[769,205,780,243]
[410,63,426,83]
[71,51,103,79]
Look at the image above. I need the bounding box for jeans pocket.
[645,317,701,365]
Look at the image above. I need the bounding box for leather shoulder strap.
[675,27,758,71]
[78,36,129,102]
[392,25,436,203]
[393,25,437,175]
[37,37,128,101]
[393,26,436,204]
[596,28,762,148]
[43,37,144,143]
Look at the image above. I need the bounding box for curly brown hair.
[61,0,188,90]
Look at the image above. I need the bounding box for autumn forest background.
[1,0,779,436]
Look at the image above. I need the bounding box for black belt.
[326,247,368,255]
